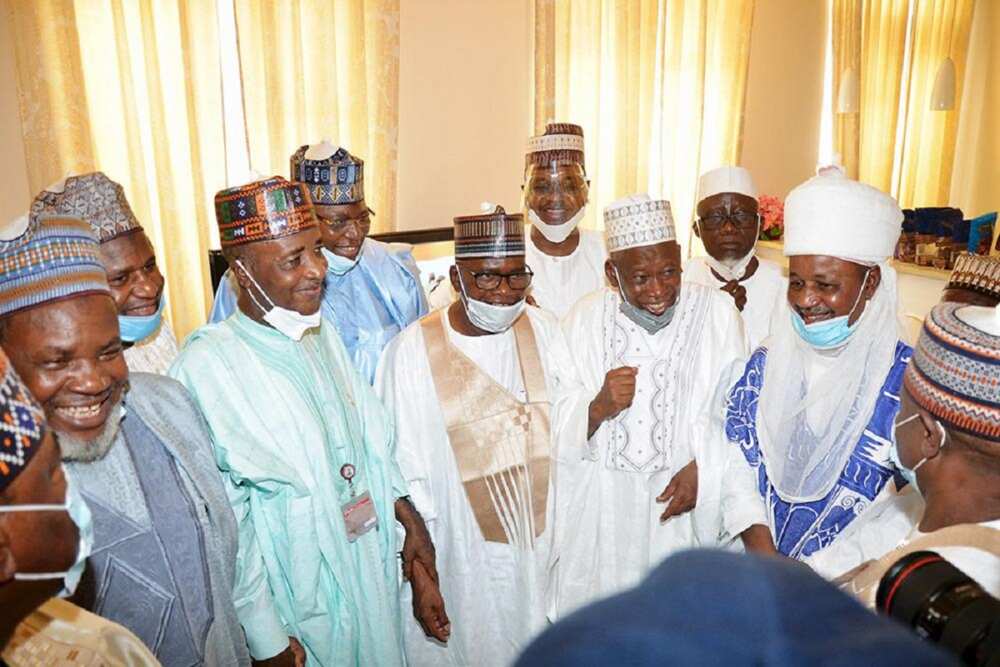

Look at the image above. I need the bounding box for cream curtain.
[832,0,911,191]
[5,0,225,340]
[532,0,754,255]
[895,0,974,207]
[234,0,400,233]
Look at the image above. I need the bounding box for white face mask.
[456,271,526,333]
[323,244,362,276]
[697,216,760,281]
[527,206,587,244]
[235,259,321,341]
[0,471,93,598]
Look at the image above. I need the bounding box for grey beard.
[57,400,126,463]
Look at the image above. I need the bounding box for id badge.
[342,491,378,542]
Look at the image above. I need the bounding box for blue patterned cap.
[0,215,110,317]
[0,347,46,493]
[290,142,365,206]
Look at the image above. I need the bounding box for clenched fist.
[587,366,638,437]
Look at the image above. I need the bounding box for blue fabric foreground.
[517,550,956,667]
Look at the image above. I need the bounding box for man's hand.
[719,281,748,312]
[657,459,698,522]
[396,498,438,583]
[740,525,779,556]
[587,366,638,437]
[252,638,305,667]
[411,559,451,643]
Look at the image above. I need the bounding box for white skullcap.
[783,169,902,263]
[604,194,675,253]
[304,139,339,161]
[697,166,758,202]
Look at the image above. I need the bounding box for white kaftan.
[550,284,764,618]
[525,229,607,319]
[683,255,785,350]
[376,306,575,667]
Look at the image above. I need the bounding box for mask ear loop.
[845,268,873,323]
[234,259,275,315]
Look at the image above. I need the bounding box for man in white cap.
[376,205,572,666]
[550,194,775,619]
[210,141,428,383]
[717,168,922,579]
[523,123,607,318]
[686,166,784,349]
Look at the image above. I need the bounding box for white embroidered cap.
[697,166,758,202]
[603,194,675,253]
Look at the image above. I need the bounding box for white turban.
[603,194,675,253]
[697,166,758,202]
[783,168,902,264]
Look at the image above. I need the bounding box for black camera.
[876,550,1000,666]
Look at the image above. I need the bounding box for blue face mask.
[323,245,362,276]
[889,413,947,496]
[118,299,164,343]
[613,266,677,335]
[790,269,870,350]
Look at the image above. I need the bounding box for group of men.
[0,120,998,667]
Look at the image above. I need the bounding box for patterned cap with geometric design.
[905,302,1000,441]
[0,215,110,318]
[289,142,365,206]
[946,253,1000,301]
[525,122,586,176]
[604,194,676,253]
[215,176,318,248]
[30,172,142,243]
[0,347,46,493]
[454,205,525,259]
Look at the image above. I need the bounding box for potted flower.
[758,195,784,241]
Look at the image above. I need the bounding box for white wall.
[396,0,532,231]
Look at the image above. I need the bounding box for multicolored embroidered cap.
[31,172,142,243]
[454,205,525,259]
[215,176,318,248]
[604,194,675,253]
[0,215,110,318]
[0,348,46,492]
[525,123,586,176]
[946,253,1000,301]
[289,142,365,207]
[905,302,1000,441]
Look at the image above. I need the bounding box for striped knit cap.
[454,205,525,259]
[946,253,1000,301]
[525,123,586,176]
[905,302,1000,441]
[31,172,142,243]
[215,176,318,248]
[0,347,46,492]
[0,215,110,318]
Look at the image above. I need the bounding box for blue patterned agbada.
[724,342,912,560]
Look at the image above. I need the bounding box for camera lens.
[877,551,1000,666]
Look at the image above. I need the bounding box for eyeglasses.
[327,212,371,232]
[696,211,760,230]
[465,266,534,291]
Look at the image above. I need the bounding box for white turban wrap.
[783,168,903,264]
[697,166,758,202]
[603,194,675,253]
[758,170,906,503]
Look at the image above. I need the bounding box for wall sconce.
[836,67,859,113]
[930,57,956,110]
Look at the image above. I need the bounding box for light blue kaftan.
[209,239,428,383]
[169,311,407,666]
